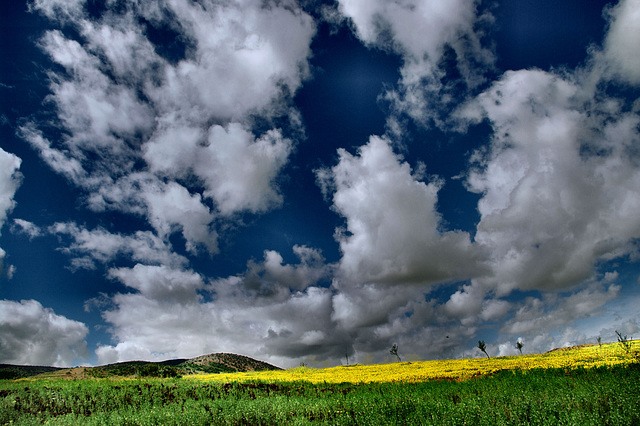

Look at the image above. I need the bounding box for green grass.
[2,365,640,425]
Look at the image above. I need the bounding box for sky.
[1,0,639,368]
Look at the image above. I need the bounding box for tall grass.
[1,366,639,425]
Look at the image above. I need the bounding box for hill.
[184,353,282,373]
[0,353,281,380]
[0,364,63,380]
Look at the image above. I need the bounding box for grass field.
[1,341,639,425]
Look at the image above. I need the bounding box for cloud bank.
[0,299,88,367]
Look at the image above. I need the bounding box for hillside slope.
[183,353,282,372]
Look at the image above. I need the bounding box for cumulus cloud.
[144,123,292,216]
[22,0,316,257]
[320,136,485,286]
[460,68,640,294]
[144,0,314,120]
[434,5,640,357]
[141,181,218,254]
[336,0,494,129]
[0,299,88,367]
[243,245,331,293]
[94,250,338,367]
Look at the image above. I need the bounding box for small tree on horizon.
[616,330,632,354]
[516,340,523,355]
[390,344,401,362]
[478,340,490,358]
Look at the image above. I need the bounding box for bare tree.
[478,340,490,358]
[616,330,632,354]
[390,344,401,362]
[516,340,523,355]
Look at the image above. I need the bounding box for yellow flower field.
[189,340,639,384]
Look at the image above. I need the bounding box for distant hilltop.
[185,353,282,373]
[0,353,282,380]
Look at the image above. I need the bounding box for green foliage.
[0,365,62,380]
[2,365,640,425]
[179,362,236,375]
[87,362,182,378]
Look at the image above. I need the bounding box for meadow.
[1,341,639,425]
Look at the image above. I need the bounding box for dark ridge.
[0,364,63,380]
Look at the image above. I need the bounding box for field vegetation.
[1,340,639,425]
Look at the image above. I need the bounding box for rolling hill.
[0,353,282,380]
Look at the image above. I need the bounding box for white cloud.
[321,136,485,286]
[17,124,87,185]
[338,0,480,60]
[29,0,85,24]
[0,299,89,367]
[442,283,485,321]
[50,222,188,270]
[141,181,218,254]
[20,0,639,369]
[95,253,339,367]
[0,149,22,229]
[22,0,316,258]
[244,245,331,293]
[462,69,640,294]
[144,122,293,215]
[0,148,22,261]
[38,29,155,166]
[501,284,620,336]
[602,0,640,85]
[146,0,315,121]
[337,0,494,128]
[108,264,205,305]
[440,282,512,327]
[96,287,336,367]
[11,219,43,239]
[6,265,16,280]
[331,283,427,330]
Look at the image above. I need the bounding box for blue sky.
[1,0,639,368]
